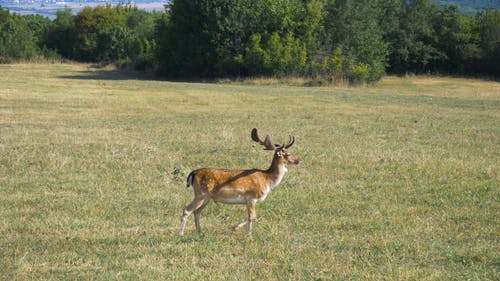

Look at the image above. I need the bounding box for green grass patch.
[0,64,498,280]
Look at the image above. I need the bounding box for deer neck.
[266,154,287,188]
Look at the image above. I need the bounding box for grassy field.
[0,63,498,280]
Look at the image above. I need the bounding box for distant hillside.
[433,0,500,15]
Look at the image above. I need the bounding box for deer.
[178,128,300,235]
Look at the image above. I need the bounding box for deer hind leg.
[194,198,210,233]
[179,196,208,235]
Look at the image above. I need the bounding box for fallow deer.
[179,128,300,235]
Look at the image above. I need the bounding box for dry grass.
[375,75,500,98]
[0,64,498,280]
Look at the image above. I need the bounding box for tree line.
[1,0,499,83]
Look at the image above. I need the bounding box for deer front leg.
[234,220,248,231]
[233,199,257,234]
[246,199,257,235]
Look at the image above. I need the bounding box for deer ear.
[276,150,282,157]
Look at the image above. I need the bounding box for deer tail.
[186,171,196,188]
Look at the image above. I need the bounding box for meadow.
[0,63,498,280]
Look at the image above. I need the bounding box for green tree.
[387,0,445,73]
[324,0,388,82]
[434,5,481,73]
[97,25,132,62]
[283,33,307,75]
[476,9,500,76]
[155,0,306,77]
[156,0,218,76]
[46,4,159,68]
[72,5,128,61]
[300,0,326,54]
[125,10,161,70]
[0,7,40,62]
[44,8,76,59]
[244,33,271,75]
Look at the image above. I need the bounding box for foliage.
[42,4,159,68]
[1,1,500,81]
[155,0,306,77]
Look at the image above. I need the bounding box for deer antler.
[251,128,278,150]
[284,135,295,149]
[276,135,295,150]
